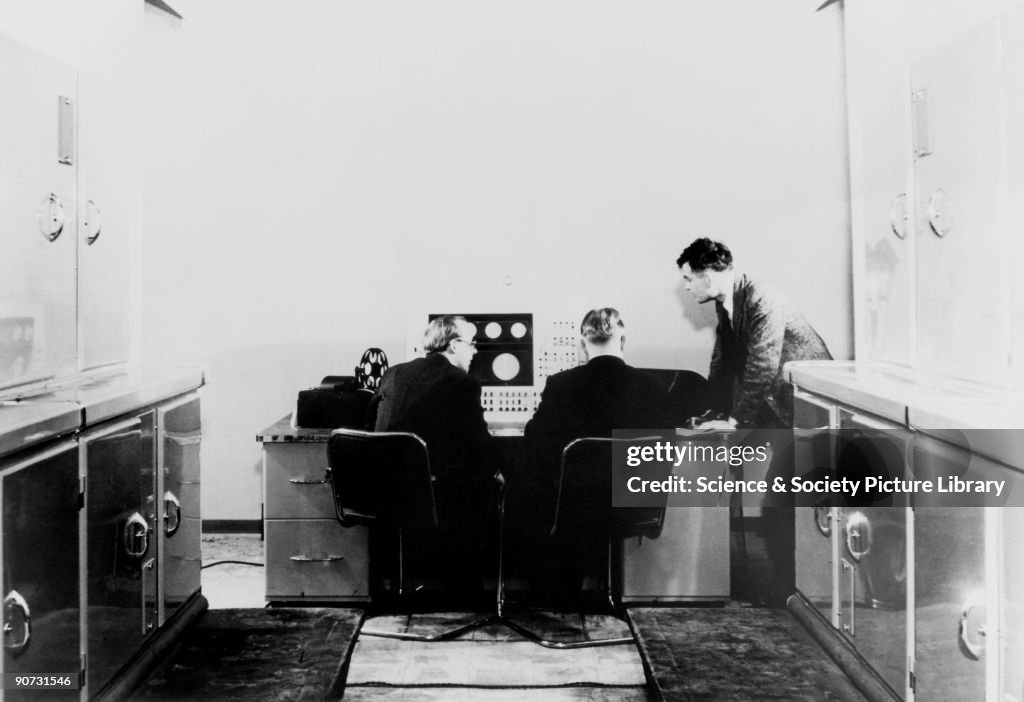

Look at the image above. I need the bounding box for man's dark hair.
[676,237,733,273]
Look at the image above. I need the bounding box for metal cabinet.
[793,391,838,624]
[75,65,136,372]
[845,3,1024,389]
[909,434,988,701]
[157,394,201,625]
[0,441,81,700]
[261,436,369,603]
[910,19,1013,386]
[0,36,77,389]
[835,409,912,699]
[81,413,157,697]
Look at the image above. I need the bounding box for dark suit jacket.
[366,353,496,489]
[710,273,832,428]
[516,355,671,519]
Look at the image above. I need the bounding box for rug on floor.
[344,611,648,689]
[628,606,867,701]
[137,608,363,701]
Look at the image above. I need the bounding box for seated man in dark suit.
[510,308,673,598]
[366,315,501,598]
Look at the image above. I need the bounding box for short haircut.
[676,237,733,273]
[580,308,624,344]
[423,315,467,354]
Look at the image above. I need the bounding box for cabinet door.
[0,37,77,389]
[845,0,915,365]
[910,434,989,701]
[792,392,837,624]
[911,20,1011,385]
[1,441,81,700]
[157,394,201,625]
[76,68,135,371]
[836,409,911,699]
[82,414,156,695]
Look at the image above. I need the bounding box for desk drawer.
[264,442,335,519]
[264,519,369,600]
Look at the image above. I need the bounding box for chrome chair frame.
[327,427,493,642]
[495,435,666,649]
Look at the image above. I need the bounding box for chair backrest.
[326,428,439,529]
[551,436,669,541]
[640,368,708,423]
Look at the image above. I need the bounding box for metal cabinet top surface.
[0,366,204,458]
[0,400,81,460]
[787,360,1024,467]
[44,366,204,425]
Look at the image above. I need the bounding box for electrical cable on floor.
[201,560,265,569]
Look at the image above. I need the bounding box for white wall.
[143,1,853,520]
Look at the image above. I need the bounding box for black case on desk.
[295,376,372,429]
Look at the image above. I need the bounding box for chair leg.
[361,500,634,648]
[494,533,633,649]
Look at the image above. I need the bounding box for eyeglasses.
[453,337,477,349]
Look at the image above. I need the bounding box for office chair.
[326,427,494,641]
[496,435,668,649]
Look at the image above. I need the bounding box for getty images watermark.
[609,428,1024,509]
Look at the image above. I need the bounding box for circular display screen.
[485,322,502,339]
[510,322,527,338]
[492,353,521,382]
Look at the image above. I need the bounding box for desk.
[258,415,731,604]
[258,415,370,603]
[621,430,731,602]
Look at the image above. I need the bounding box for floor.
[201,533,266,609]
[199,533,657,700]
[195,531,868,701]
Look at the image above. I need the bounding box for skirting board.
[203,519,263,534]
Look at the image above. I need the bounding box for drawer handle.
[289,555,345,563]
[288,478,330,485]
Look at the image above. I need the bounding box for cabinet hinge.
[908,667,916,693]
[80,653,87,688]
[78,477,86,510]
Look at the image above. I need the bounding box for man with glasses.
[367,315,500,601]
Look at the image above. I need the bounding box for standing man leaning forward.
[677,237,832,605]
[676,237,831,430]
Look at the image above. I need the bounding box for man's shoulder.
[736,273,792,311]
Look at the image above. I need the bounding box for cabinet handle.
[813,505,831,536]
[845,510,872,560]
[140,558,155,636]
[288,477,330,485]
[958,602,987,660]
[888,193,908,239]
[841,558,856,636]
[289,555,345,563]
[123,512,150,558]
[164,491,182,537]
[84,199,102,245]
[38,193,65,242]
[927,188,954,238]
[3,590,31,657]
